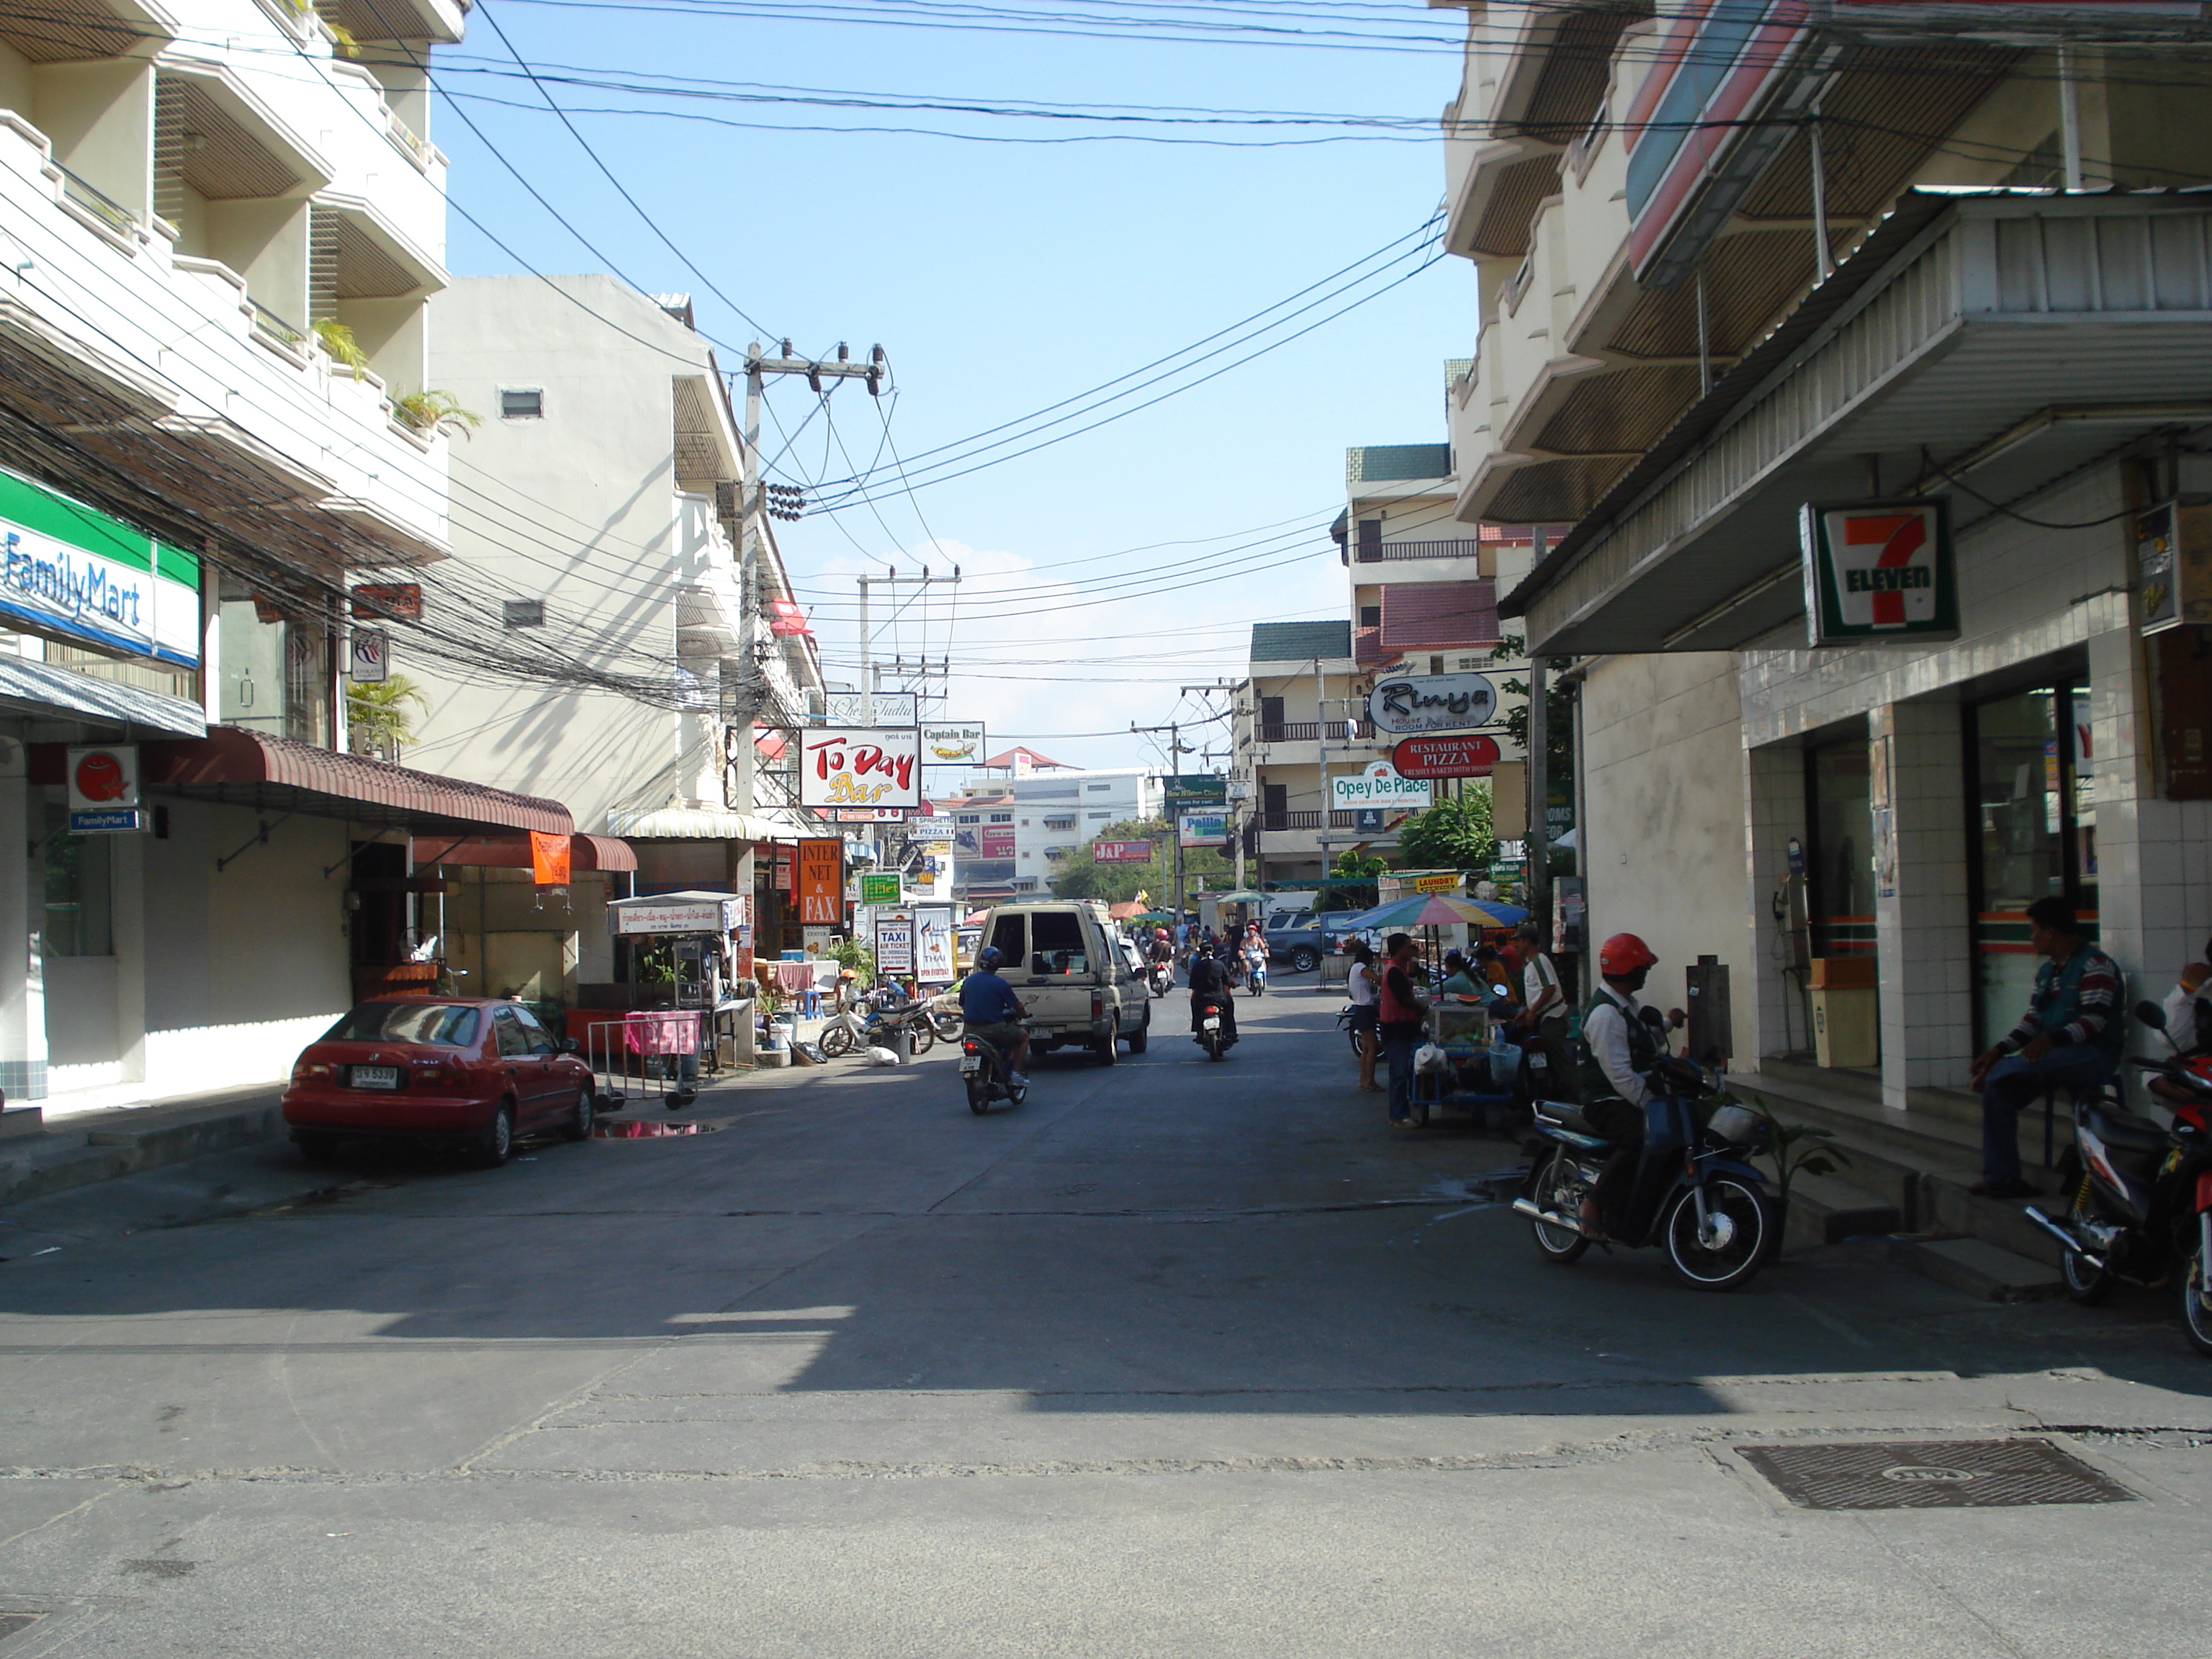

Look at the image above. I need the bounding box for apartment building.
[409,274,830,978]
[1444,1,2212,1106]
[1008,767,1159,892]
[0,0,611,1109]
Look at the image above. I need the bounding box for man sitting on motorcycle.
[1968,896,2124,1198]
[1149,927,1174,966]
[1574,933,1672,1239]
[1187,941,1238,1045]
[959,945,1030,1088]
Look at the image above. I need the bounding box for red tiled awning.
[1380,580,1499,654]
[410,833,637,872]
[33,727,574,835]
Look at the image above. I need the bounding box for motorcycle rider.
[959,945,1031,1088]
[1573,933,1678,1239]
[1240,923,1268,990]
[1187,940,1238,1046]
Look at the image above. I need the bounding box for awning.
[411,833,637,873]
[1380,580,1499,654]
[606,805,809,842]
[32,725,571,834]
[0,656,207,737]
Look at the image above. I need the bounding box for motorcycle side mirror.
[2136,999,2168,1030]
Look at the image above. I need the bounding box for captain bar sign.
[1800,498,1960,647]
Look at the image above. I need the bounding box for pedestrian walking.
[1377,932,1428,1127]
[1346,940,1381,1092]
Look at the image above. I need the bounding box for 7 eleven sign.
[1800,498,1959,646]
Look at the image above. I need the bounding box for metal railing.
[583,1011,706,1111]
[1352,539,1487,563]
[1259,811,1369,831]
[57,166,136,236]
[1258,719,1376,744]
[248,298,306,352]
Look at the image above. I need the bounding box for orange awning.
[412,833,637,872]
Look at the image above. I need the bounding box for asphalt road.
[1,987,2210,1657]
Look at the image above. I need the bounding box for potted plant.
[393,390,482,439]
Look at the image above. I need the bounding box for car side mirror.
[2135,999,2167,1030]
[560,1037,580,1053]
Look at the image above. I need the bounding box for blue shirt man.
[960,966,1022,1025]
[958,947,1029,1084]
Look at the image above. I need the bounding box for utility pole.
[855,570,959,728]
[1132,716,1191,930]
[1526,526,1550,934]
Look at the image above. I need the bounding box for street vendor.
[1438,951,1488,1002]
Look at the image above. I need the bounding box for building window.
[1020,851,1030,860]
[1087,810,1113,819]
[989,812,1012,823]
[1087,782,1112,792]
[1043,816,1075,831]
[956,814,979,825]
[1359,606,1381,627]
[42,806,112,957]
[500,388,544,420]
[503,600,545,629]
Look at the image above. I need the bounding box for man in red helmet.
[1572,932,1679,1238]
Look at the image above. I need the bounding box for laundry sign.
[1801,498,1960,646]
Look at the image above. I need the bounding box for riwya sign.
[800,727,922,809]
[1800,498,1959,646]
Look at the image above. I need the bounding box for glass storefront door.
[1968,685,2095,1048]
[1806,739,1876,961]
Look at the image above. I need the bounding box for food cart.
[577,890,754,1106]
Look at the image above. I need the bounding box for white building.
[988,765,1159,894]
[0,0,595,1113]
[409,274,830,980]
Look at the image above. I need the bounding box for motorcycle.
[818,996,937,1060]
[1511,1010,1778,1292]
[1193,995,1233,1061]
[925,990,964,1041]
[959,1028,1028,1115]
[1147,961,1174,999]
[2021,998,2212,1356]
[1243,955,1267,997]
[1337,1003,1364,1055]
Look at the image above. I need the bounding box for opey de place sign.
[1367,670,1496,735]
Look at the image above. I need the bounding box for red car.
[282,998,596,1166]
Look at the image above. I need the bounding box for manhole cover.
[1737,1439,2135,1510]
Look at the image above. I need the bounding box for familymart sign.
[0,468,199,667]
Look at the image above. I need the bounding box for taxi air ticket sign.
[1800,498,1959,647]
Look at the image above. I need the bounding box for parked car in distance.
[282,997,596,1167]
[1265,910,1365,974]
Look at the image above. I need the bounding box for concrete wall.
[1579,651,1758,1061]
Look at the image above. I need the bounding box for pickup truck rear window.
[1028,912,1090,976]
[988,915,1025,966]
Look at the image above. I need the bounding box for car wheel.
[561,1087,593,1143]
[1094,1030,1118,1066]
[296,1132,340,1166]
[1290,947,1321,974]
[1127,1009,1149,1053]
[475,1102,516,1169]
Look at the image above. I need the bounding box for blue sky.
[434,1,1474,773]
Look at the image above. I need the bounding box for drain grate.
[1736,1439,2135,1510]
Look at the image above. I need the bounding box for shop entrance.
[1804,738,1876,962]
[1966,684,2095,1049]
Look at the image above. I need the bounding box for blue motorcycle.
[1512,1018,1778,1291]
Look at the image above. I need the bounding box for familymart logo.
[1,528,150,635]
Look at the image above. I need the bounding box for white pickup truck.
[973,900,1151,1063]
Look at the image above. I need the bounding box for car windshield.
[323,1002,482,1047]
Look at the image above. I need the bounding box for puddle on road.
[593,1119,722,1139]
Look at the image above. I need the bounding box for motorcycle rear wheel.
[966,1075,990,1115]
[1529,1147,1589,1265]
[930,1010,962,1040]
[2060,1177,2117,1305]
[2177,1246,2212,1357]
[1663,1177,1773,1292]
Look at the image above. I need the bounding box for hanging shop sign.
[1330,761,1434,811]
[0,468,199,668]
[1164,774,1226,807]
[921,723,986,763]
[66,742,144,833]
[817,691,918,727]
[1092,840,1154,864]
[1413,871,1462,894]
[350,583,423,621]
[835,807,914,822]
[859,870,903,906]
[796,838,845,925]
[874,912,915,975]
[913,907,956,981]
[349,628,389,683]
[1390,734,1502,780]
[608,895,742,936]
[801,727,922,809]
[1177,811,1229,850]
[1800,498,1959,645]
[1367,671,1496,736]
[2134,500,2212,637]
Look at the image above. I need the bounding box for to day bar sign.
[0,467,200,668]
[801,727,922,809]
[1800,498,1959,647]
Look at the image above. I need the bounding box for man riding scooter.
[1574,933,1685,1238]
[959,946,1031,1089]
[1187,941,1238,1048]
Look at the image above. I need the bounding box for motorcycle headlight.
[1704,1103,1763,1146]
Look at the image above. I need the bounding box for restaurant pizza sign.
[799,727,922,809]
[1799,498,1959,647]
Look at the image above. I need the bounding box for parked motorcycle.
[819,997,937,1059]
[1511,1012,1778,1291]
[959,1028,1028,1114]
[1337,1003,1365,1055]
[2023,999,2212,1356]
[1194,996,1233,1061]
[925,990,963,1042]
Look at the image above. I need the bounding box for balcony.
[1351,537,1486,565]
[1511,192,2212,656]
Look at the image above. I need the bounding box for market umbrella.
[1343,894,1528,931]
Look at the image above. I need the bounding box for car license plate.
[351,1066,399,1089]
[959,1057,981,1076]
[1202,1017,1220,1031]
